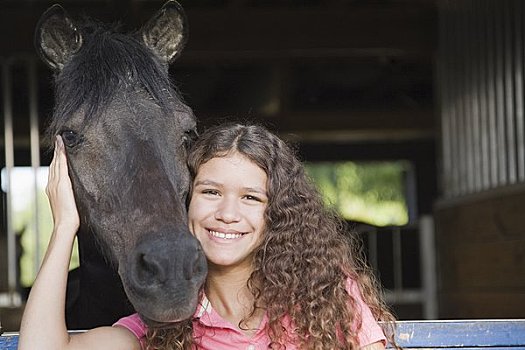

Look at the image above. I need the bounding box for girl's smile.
[207,229,245,240]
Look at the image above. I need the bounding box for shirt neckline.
[193,293,269,339]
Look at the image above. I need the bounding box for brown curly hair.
[145,123,397,349]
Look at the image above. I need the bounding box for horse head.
[35,1,207,324]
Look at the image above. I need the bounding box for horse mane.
[47,18,181,140]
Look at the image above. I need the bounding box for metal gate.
[0,56,42,309]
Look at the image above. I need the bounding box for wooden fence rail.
[1,319,524,349]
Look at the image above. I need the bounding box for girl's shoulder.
[345,275,364,298]
[113,313,148,341]
[65,326,141,350]
[344,277,387,347]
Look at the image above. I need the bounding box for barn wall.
[436,0,525,317]
[435,187,525,318]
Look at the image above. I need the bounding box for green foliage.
[305,161,409,226]
[7,167,79,287]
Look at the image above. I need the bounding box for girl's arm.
[18,136,139,350]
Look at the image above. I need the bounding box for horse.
[34,1,207,329]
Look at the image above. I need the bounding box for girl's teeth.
[209,230,243,239]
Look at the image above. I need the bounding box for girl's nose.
[214,198,241,223]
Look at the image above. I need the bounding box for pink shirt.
[114,279,386,349]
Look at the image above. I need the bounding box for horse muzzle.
[121,227,207,322]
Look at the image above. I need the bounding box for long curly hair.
[145,123,397,349]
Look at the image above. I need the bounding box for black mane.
[48,19,179,139]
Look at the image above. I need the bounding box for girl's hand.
[46,135,80,234]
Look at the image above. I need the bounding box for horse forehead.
[52,27,196,139]
[58,32,166,97]
[108,95,191,128]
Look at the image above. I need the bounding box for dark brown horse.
[35,1,207,329]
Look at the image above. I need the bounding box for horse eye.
[182,135,192,149]
[61,130,82,148]
[182,129,198,149]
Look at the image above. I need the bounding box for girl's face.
[188,152,268,271]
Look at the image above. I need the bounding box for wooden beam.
[183,6,436,55]
[198,108,435,142]
[0,3,436,57]
[273,109,434,131]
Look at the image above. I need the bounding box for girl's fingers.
[54,136,66,176]
[47,135,67,195]
[46,138,59,195]
[46,135,80,232]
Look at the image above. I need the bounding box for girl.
[19,123,396,349]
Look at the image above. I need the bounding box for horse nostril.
[131,232,207,291]
[137,252,167,284]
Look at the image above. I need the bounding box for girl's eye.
[202,189,220,196]
[244,195,262,202]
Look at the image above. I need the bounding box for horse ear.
[34,4,83,71]
[141,1,188,64]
